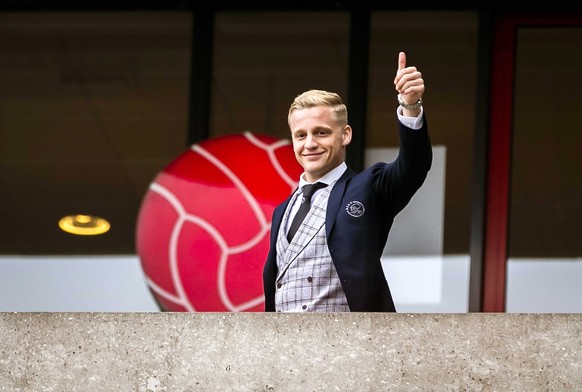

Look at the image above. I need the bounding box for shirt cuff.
[396,106,424,130]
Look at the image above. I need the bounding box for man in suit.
[263,52,432,312]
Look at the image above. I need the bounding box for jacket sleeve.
[374,116,433,217]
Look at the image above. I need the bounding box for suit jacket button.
[277,283,282,289]
[307,276,313,282]
[302,305,307,310]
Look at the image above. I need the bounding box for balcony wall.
[1,313,580,391]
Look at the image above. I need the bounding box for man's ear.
[342,125,352,146]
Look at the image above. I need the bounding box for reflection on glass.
[59,214,111,235]
[367,12,478,312]
[211,12,349,140]
[507,27,582,313]
[0,12,192,254]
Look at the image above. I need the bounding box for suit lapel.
[270,193,293,244]
[326,167,356,238]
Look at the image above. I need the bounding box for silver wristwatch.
[397,94,423,110]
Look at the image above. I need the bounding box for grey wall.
[1,313,580,391]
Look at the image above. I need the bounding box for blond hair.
[288,89,348,128]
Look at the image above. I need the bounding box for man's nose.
[305,134,317,148]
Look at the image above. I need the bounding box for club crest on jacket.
[345,201,365,217]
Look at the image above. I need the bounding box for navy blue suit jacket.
[263,119,432,312]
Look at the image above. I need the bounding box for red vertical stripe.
[483,16,514,312]
[483,14,582,312]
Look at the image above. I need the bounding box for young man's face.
[289,105,352,183]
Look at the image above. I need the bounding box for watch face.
[136,132,302,312]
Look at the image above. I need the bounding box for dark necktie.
[287,182,328,242]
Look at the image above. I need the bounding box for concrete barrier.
[1,313,580,391]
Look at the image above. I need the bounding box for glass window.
[210,12,350,140]
[367,12,478,312]
[506,27,582,312]
[0,12,192,254]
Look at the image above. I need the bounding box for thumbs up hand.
[394,52,424,116]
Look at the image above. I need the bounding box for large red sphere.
[136,132,301,312]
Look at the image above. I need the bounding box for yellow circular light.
[59,214,111,236]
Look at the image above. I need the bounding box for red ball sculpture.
[136,132,302,312]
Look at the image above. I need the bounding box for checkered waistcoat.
[275,185,350,312]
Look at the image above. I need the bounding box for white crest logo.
[345,201,365,217]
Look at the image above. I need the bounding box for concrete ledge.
[1,313,581,391]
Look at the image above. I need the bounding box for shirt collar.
[298,162,347,189]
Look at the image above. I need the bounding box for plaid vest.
[275,185,349,312]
